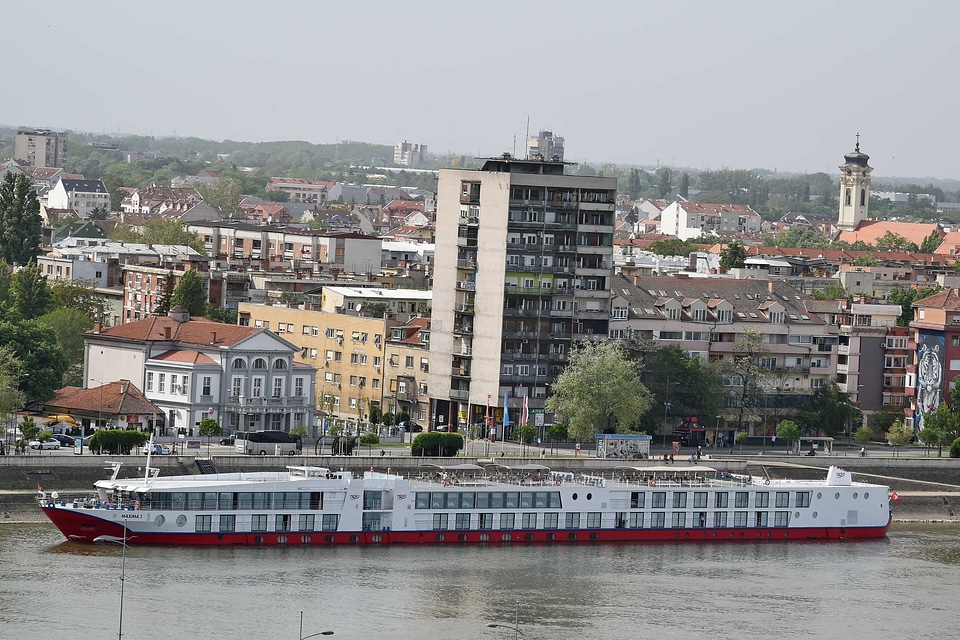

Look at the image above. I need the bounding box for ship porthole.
[277,536,288,544]
[795,512,800,518]
[835,492,840,500]
[864,492,869,500]
[853,492,858,499]
[812,511,818,519]
[176,515,186,527]
[572,493,579,500]
[154,515,165,527]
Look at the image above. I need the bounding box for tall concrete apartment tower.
[14,128,68,168]
[430,153,616,435]
[837,134,872,231]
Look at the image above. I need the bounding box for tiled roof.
[60,178,108,194]
[676,202,760,217]
[92,315,260,346]
[836,220,940,247]
[43,380,162,417]
[912,288,960,311]
[150,349,218,365]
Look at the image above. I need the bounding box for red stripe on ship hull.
[43,507,889,546]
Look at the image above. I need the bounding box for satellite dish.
[356,303,363,316]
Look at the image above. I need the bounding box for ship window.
[565,512,580,529]
[714,512,728,528]
[671,513,686,528]
[586,512,602,528]
[630,492,645,509]
[455,513,471,530]
[219,493,235,510]
[432,513,448,530]
[219,515,235,532]
[776,492,790,508]
[500,513,515,529]
[522,513,537,529]
[755,492,770,508]
[755,512,769,527]
[299,514,315,531]
[715,492,729,508]
[543,513,559,529]
[629,512,644,528]
[652,492,666,508]
[796,492,811,508]
[251,515,268,531]
[479,513,494,530]
[673,493,687,509]
[321,514,339,531]
[276,514,292,532]
[735,492,749,508]
[693,512,707,528]
[650,513,666,528]
[774,511,790,527]
[195,515,212,532]
[187,493,202,510]
[415,492,430,509]
[734,512,748,527]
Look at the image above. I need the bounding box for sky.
[6,0,960,180]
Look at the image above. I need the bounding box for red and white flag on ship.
[890,490,901,503]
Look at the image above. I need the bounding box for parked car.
[219,435,235,446]
[28,439,61,450]
[51,434,75,447]
[399,421,423,432]
[141,443,173,455]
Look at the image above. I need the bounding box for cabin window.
[693,492,708,509]
[586,512,602,528]
[195,515,212,532]
[650,513,666,528]
[734,512,748,527]
[415,493,430,509]
[500,513,515,529]
[673,493,687,509]
[321,514,339,531]
[432,513,448,530]
[522,513,537,529]
[237,493,253,510]
[455,513,471,530]
[755,512,769,527]
[693,512,707,528]
[672,513,686,528]
[755,492,770,508]
[299,514,315,531]
[735,492,749,508]
[565,513,580,529]
[251,515,268,531]
[714,512,728,528]
[774,512,790,527]
[479,513,494,530]
[715,492,729,509]
[543,513,559,529]
[187,493,203,510]
[652,492,666,508]
[219,515,236,532]
[629,512,644,528]
[362,513,382,531]
[251,492,271,509]
[363,491,383,510]
[276,515,292,532]
[776,492,790,508]
[796,492,811,508]
[630,492,645,509]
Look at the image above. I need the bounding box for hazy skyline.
[7,0,960,180]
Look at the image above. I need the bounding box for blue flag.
[503,394,510,426]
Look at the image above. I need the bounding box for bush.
[88,429,148,455]
[411,432,465,457]
[359,433,380,446]
[330,435,356,456]
[854,426,874,444]
[950,437,960,458]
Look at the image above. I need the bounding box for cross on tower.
[855,132,860,152]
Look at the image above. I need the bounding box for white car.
[141,443,173,455]
[28,439,61,450]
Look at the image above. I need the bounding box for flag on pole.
[522,395,529,426]
[503,394,510,427]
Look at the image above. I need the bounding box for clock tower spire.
[837,134,872,231]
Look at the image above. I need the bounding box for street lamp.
[299,611,334,639]
[486,600,523,639]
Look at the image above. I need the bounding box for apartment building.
[430,154,616,434]
[14,129,68,168]
[659,202,762,241]
[907,288,960,431]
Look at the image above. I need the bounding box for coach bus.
[234,430,303,455]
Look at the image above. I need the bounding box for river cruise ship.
[39,463,891,546]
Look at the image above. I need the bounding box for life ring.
[650,479,657,486]
[555,479,562,486]
[443,479,451,487]
[764,478,770,486]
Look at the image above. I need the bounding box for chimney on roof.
[164,326,172,339]
[120,382,127,394]
[211,330,217,343]
[93,321,102,333]
[768,282,776,293]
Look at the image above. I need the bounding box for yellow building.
[238,302,396,426]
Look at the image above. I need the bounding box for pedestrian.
[0,441,5,456]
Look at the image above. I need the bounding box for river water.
[1,522,957,640]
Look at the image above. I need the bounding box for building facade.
[430,154,616,434]
[14,129,68,168]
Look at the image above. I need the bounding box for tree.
[917,401,957,456]
[18,415,40,446]
[919,230,943,254]
[678,173,690,199]
[888,286,940,327]
[869,405,903,435]
[108,217,206,254]
[290,425,308,440]
[37,307,93,386]
[11,261,52,320]
[198,417,221,454]
[170,269,207,316]
[775,419,801,449]
[627,168,642,200]
[515,424,537,455]
[875,231,915,252]
[885,420,913,457]
[545,341,652,442]
[48,279,105,324]
[656,168,672,199]
[154,271,175,317]
[196,177,244,219]
[795,382,853,438]
[734,429,748,453]
[720,328,769,432]
[854,426,874,444]
[636,344,723,435]
[719,241,747,270]
[815,281,848,300]
[0,172,42,265]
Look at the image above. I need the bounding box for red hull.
[43,507,890,546]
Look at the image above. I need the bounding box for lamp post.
[299,611,334,639]
[486,600,523,639]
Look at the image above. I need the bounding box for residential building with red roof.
[660,201,762,240]
[83,306,316,436]
[908,288,960,432]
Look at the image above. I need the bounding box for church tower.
[837,134,872,231]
